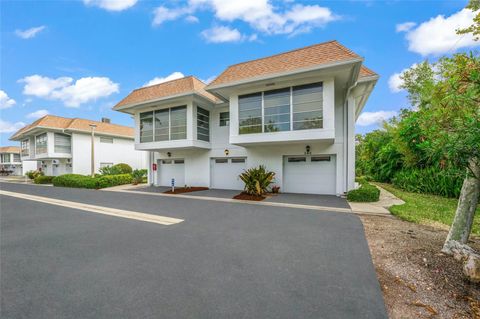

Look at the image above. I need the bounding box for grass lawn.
[376,183,480,236]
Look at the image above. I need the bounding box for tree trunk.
[442,160,480,253]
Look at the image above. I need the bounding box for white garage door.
[158,159,185,187]
[283,155,336,195]
[211,158,246,190]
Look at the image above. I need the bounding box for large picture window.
[35,133,48,154]
[140,105,187,143]
[238,82,323,135]
[54,133,71,153]
[13,154,20,162]
[21,139,29,157]
[197,106,210,142]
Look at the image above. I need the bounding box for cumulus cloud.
[201,26,245,43]
[15,26,46,39]
[26,109,49,119]
[144,72,185,87]
[357,111,397,126]
[0,90,16,109]
[395,22,416,32]
[0,119,25,133]
[399,9,479,56]
[201,75,217,84]
[83,0,137,11]
[19,75,119,107]
[388,64,417,93]
[153,0,339,38]
[185,15,199,23]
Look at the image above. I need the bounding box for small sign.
[152,163,157,171]
[171,178,175,192]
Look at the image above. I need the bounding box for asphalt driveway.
[0,182,386,319]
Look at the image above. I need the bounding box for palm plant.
[239,165,275,196]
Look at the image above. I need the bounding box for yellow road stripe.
[0,190,183,225]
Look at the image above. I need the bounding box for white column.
[147,151,153,185]
[347,96,356,191]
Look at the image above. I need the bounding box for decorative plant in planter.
[131,169,147,185]
[238,165,275,198]
[271,185,280,194]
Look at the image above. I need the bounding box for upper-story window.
[238,82,323,135]
[54,133,71,153]
[21,139,29,156]
[219,112,230,126]
[140,105,187,143]
[35,133,47,154]
[13,154,20,162]
[100,136,114,143]
[197,106,210,142]
[0,154,9,163]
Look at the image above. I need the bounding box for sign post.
[171,178,175,193]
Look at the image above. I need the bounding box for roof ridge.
[67,117,133,129]
[132,75,194,93]
[224,40,346,69]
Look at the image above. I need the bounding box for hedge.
[34,175,55,184]
[392,166,463,198]
[26,170,43,180]
[347,182,380,202]
[52,174,132,189]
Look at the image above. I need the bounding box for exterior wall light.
[305,145,311,155]
[224,149,229,156]
[167,152,172,157]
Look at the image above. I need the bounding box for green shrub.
[96,174,132,188]
[98,163,133,175]
[347,183,380,202]
[34,175,54,184]
[52,173,132,189]
[239,165,275,196]
[131,169,147,185]
[392,167,463,198]
[26,170,44,180]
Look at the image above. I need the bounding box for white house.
[113,41,378,195]
[10,115,147,176]
[0,146,37,175]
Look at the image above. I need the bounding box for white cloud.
[15,26,45,39]
[153,0,339,37]
[19,75,119,108]
[144,72,185,87]
[357,111,397,126]
[0,90,16,109]
[185,15,199,23]
[201,26,244,43]
[395,22,416,32]
[399,9,479,56]
[388,64,417,93]
[201,75,217,84]
[0,119,25,133]
[26,109,49,119]
[83,0,137,11]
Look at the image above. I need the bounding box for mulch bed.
[233,192,266,201]
[164,187,209,194]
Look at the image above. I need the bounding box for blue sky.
[1,0,478,146]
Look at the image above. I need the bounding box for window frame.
[21,139,30,157]
[219,111,230,127]
[54,133,72,154]
[140,105,187,143]
[196,106,210,142]
[35,133,48,155]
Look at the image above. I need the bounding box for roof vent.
[101,117,111,123]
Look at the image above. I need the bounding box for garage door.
[158,159,185,187]
[283,155,336,195]
[211,158,246,190]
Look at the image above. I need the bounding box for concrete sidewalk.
[348,185,404,215]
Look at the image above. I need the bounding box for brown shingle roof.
[114,76,218,109]
[10,115,134,140]
[0,146,20,154]
[208,40,365,87]
[359,66,377,78]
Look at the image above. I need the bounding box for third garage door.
[283,155,336,195]
[211,158,246,190]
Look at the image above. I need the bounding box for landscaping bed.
[164,187,209,194]
[233,192,266,201]
[360,214,480,318]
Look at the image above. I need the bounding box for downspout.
[344,82,357,194]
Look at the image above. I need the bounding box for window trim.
[54,133,72,154]
[140,105,187,143]
[219,111,230,127]
[21,139,30,157]
[35,133,48,155]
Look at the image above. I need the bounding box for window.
[174,159,184,164]
[0,154,8,163]
[287,157,306,162]
[239,93,262,134]
[35,133,47,154]
[311,156,331,162]
[140,111,154,143]
[231,158,246,163]
[100,136,113,143]
[54,133,71,153]
[170,106,187,140]
[13,154,20,162]
[21,139,29,156]
[154,109,169,141]
[197,106,210,142]
[100,162,113,168]
[238,82,323,134]
[292,83,323,130]
[264,88,290,132]
[161,159,172,164]
[215,158,228,164]
[219,112,230,126]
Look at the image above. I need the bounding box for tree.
[400,53,480,252]
[457,0,480,40]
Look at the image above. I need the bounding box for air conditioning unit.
[66,159,71,163]
[52,159,59,164]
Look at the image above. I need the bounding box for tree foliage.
[457,0,480,40]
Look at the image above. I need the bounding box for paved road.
[0,182,386,319]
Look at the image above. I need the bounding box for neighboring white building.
[113,41,378,195]
[0,146,37,175]
[10,115,147,176]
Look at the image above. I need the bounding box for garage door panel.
[211,158,246,190]
[158,159,185,187]
[283,155,336,195]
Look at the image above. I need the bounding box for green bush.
[392,167,463,198]
[52,173,132,189]
[131,169,147,185]
[34,175,54,184]
[98,163,133,175]
[239,165,275,196]
[347,183,380,202]
[26,170,44,179]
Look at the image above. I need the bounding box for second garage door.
[211,158,246,190]
[158,159,185,187]
[283,155,336,195]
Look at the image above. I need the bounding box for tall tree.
[457,0,480,40]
